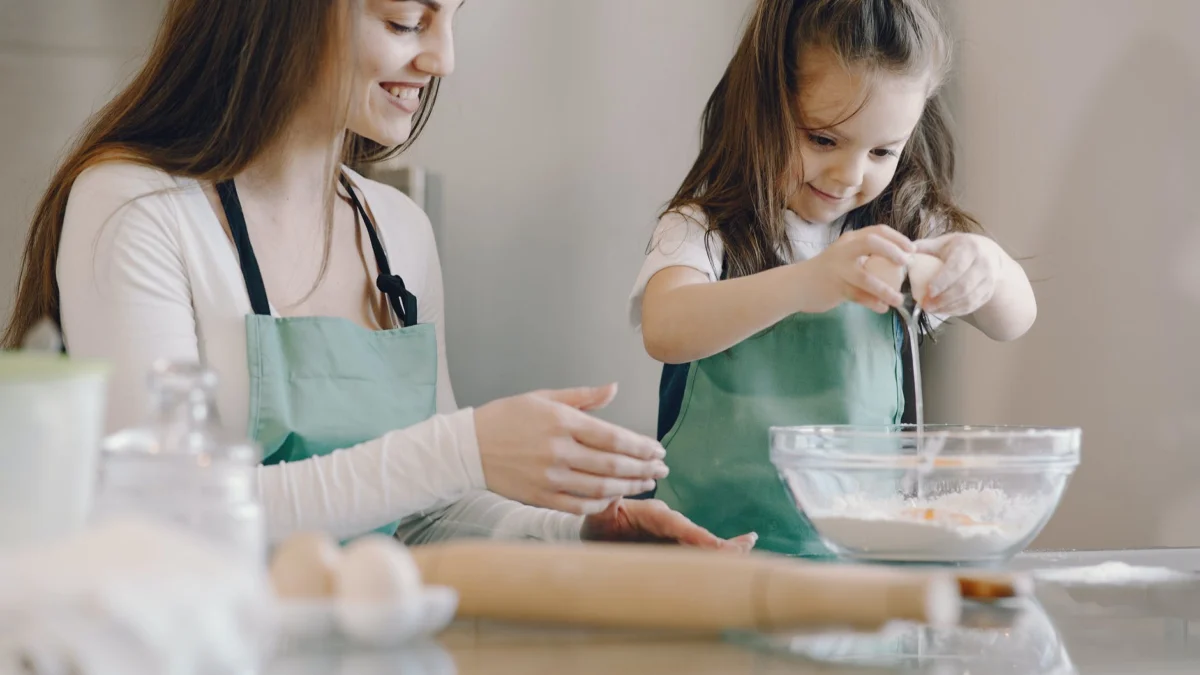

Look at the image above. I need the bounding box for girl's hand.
[914,233,1004,316]
[802,224,916,314]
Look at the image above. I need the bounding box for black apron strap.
[339,174,418,327]
[215,175,418,327]
[215,180,272,316]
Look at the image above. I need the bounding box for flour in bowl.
[807,487,1047,562]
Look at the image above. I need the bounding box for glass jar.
[91,360,265,567]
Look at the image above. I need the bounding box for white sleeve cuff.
[393,491,585,545]
[453,407,486,492]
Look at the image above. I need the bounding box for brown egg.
[862,254,908,294]
[861,252,944,308]
[907,253,944,306]
[269,531,342,599]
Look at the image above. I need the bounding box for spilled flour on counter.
[1034,562,1192,586]
[808,487,1045,561]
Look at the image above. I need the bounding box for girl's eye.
[872,148,899,158]
[808,134,836,148]
[388,21,424,34]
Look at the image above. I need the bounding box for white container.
[0,353,109,550]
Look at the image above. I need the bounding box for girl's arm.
[964,254,1036,341]
[640,225,916,364]
[643,263,813,364]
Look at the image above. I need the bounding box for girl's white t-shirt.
[57,161,582,545]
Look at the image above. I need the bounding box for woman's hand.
[581,498,757,552]
[474,384,670,516]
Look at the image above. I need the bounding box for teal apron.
[216,174,437,539]
[652,294,905,557]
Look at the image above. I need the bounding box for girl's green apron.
[652,285,905,557]
[216,174,436,539]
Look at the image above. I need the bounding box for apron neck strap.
[215,179,272,316]
[339,174,418,326]
[213,174,418,326]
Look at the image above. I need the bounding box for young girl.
[629,0,1037,556]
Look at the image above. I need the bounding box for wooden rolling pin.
[958,570,1033,601]
[411,541,962,633]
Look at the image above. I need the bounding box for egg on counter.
[268,532,443,646]
[268,531,342,599]
[334,534,426,646]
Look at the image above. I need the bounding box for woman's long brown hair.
[665,0,980,284]
[2,0,440,349]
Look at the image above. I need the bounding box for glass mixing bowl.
[770,425,1081,564]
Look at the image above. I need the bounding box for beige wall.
[928,0,1200,550]
[0,0,163,325]
[391,1,754,432]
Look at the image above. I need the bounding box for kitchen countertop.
[266,547,1200,675]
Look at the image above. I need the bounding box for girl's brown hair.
[665,0,979,282]
[2,0,440,349]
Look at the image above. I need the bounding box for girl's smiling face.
[788,49,932,225]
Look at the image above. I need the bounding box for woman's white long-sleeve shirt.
[57,161,582,544]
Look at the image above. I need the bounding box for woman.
[2,0,755,550]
